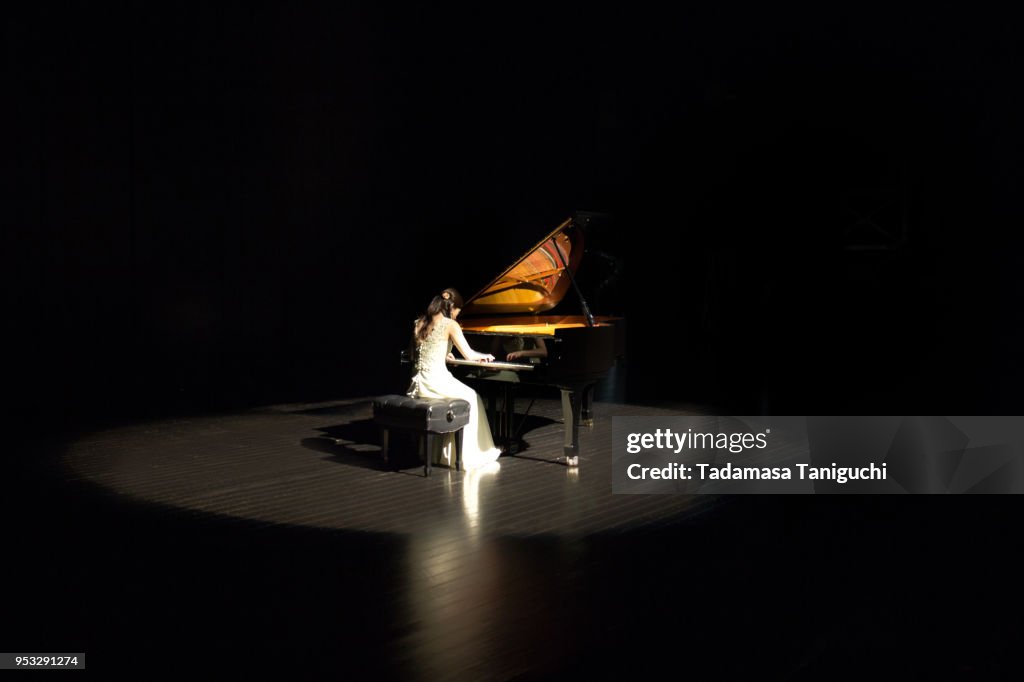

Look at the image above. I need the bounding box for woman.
[407,288,502,470]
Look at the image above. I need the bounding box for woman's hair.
[416,287,464,341]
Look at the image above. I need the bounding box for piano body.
[449,214,624,467]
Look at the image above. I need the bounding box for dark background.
[4,3,1024,677]
[6,2,1023,432]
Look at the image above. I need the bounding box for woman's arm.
[448,320,494,362]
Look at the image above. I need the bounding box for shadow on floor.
[303,418,427,472]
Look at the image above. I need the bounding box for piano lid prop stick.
[550,225,596,328]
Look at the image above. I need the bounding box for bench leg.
[424,433,434,477]
[380,428,390,466]
[455,428,464,472]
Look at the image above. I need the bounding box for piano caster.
[565,456,579,468]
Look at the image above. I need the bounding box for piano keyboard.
[447,358,535,372]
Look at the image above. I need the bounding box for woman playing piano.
[407,288,503,470]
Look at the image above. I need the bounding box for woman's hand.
[476,352,495,363]
[447,352,456,361]
[506,351,523,361]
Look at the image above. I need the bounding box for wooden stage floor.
[3,398,1021,678]
[61,397,721,537]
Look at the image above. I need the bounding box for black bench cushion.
[373,395,471,433]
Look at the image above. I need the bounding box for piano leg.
[501,383,519,454]
[581,384,596,427]
[475,379,518,454]
[486,391,498,436]
[560,388,582,467]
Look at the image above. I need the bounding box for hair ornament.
[442,291,451,300]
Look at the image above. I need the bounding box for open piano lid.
[461,217,584,316]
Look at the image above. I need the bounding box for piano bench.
[372,395,471,477]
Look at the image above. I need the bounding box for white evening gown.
[406,317,502,470]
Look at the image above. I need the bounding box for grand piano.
[447,213,625,467]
